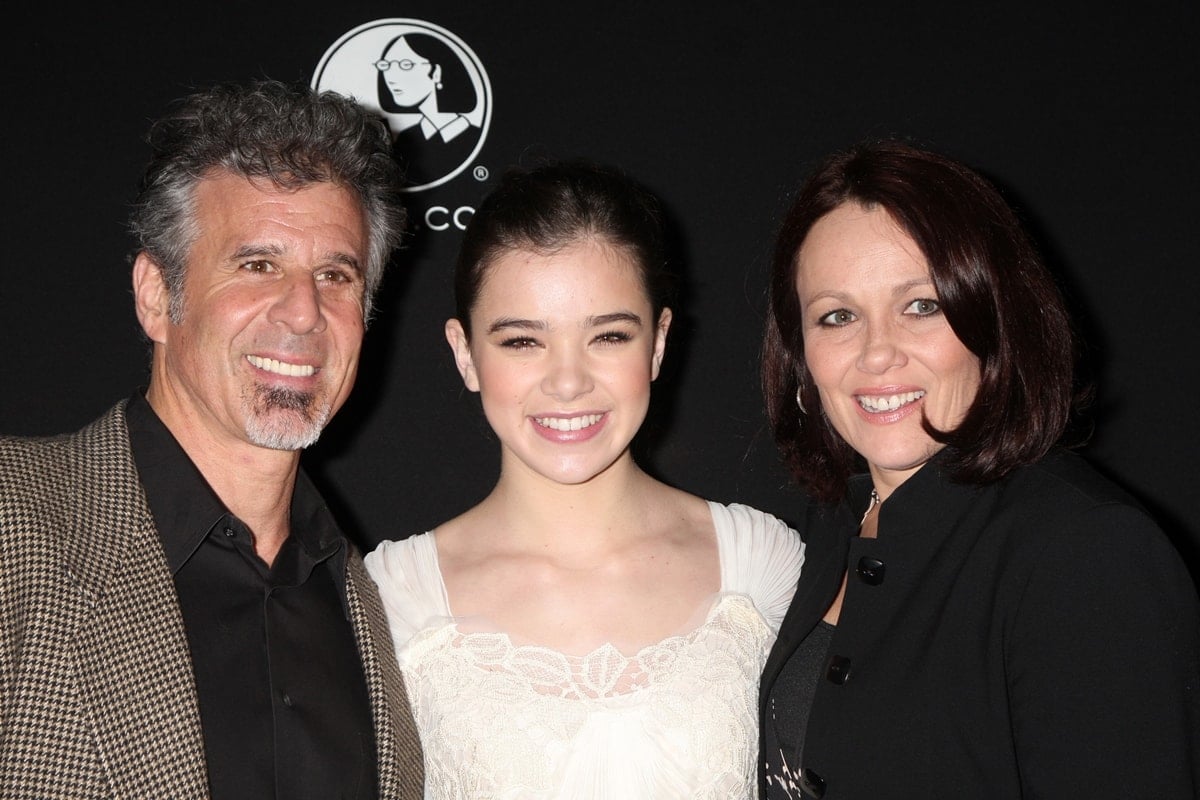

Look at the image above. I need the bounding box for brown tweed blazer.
[0,402,424,799]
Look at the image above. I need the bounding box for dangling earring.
[436,82,443,90]
[795,388,806,415]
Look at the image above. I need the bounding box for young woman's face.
[445,237,670,486]
[795,202,980,494]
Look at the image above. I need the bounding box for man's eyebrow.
[231,243,284,260]
[323,251,364,276]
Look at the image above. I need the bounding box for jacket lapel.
[346,548,425,799]
[63,405,210,798]
[761,502,855,703]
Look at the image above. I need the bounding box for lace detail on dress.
[404,594,774,799]
[365,502,806,799]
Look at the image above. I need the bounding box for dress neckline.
[423,501,735,657]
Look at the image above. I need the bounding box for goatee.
[243,385,330,451]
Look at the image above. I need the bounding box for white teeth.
[858,390,925,413]
[247,355,315,377]
[535,414,603,432]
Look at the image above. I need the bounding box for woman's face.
[795,202,980,494]
[378,37,436,108]
[445,237,670,486]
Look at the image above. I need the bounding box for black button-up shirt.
[126,393,377,799]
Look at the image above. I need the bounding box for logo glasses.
[374,59,430,72]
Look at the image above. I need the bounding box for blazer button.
[800,767,827,797]
[856,556,886,585]
[826,655,852,685]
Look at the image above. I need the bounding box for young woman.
[366,159,805,798]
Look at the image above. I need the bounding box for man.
[0,80,423,799]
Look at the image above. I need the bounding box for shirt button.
[856,556,886,585]
[223,526,235,538]
[800,767,827,797]
[282,693,294,707]
[826,655,852,685]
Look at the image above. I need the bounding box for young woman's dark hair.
[762,139,1085,503]
[454,158,676,337]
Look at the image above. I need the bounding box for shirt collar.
[125,391,346,574]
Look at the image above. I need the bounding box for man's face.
[138,171,370,454]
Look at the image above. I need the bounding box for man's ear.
[132,253,171,343]
[651,307,672,380]
[444,318,480,392]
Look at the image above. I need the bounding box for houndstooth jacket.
[0,402,424,799]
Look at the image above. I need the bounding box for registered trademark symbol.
[473,165,489,181]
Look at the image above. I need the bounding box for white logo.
[313,19,492,193]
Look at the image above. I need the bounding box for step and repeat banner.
[3,2,1197,574]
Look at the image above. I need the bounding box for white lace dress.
[365,502,805,799]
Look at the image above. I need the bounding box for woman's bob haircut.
[762,139,1085,503]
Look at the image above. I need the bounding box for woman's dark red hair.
[762,140,1085,503]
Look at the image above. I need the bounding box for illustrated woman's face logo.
[376,37,437,107]
[315,17,494,191]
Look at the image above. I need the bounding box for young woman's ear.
[445,318,480,392]
[651,308,672,380]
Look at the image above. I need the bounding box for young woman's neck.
[484,454,660,550]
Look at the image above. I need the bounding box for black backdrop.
[4,2,1197,584]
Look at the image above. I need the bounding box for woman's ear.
[445,318,480,392]
[651,307,672,380]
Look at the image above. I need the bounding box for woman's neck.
[481,455,659,550]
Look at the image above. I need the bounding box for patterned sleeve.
[713,502,805,632]
[363,533,450,659]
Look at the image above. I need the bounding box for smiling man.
[0,80,423,799]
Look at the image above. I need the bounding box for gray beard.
[242,385,330,451]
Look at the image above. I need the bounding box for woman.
[366,159,804,798]
[373,32,483,188]
[375,33,479,142]
[758,140,1199,798]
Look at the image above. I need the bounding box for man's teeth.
[858,390,925,413]
[247,355,315,377]
[535,414,602,432]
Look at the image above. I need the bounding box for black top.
[763,620,834,796]
[126,392,377,800]
[758,448,1200,798]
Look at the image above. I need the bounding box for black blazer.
[759,448,1200,799]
